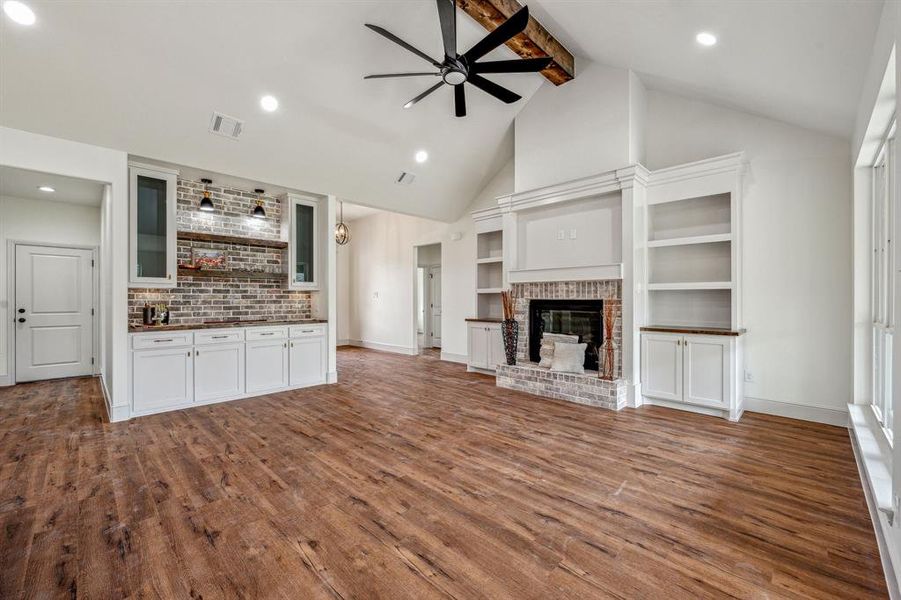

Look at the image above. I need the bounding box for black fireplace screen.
[529,299,604,370]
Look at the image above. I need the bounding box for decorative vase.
[501,319,519,366]
[600,338,616,380]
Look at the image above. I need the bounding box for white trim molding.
[508,264,623,283]
[744,396,848,426]
[347,340,418,355]
[439,351,468,364]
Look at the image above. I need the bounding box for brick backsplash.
[129,177,311,326]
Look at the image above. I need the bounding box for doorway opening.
[415,243,442,352]
[1,166,103,384]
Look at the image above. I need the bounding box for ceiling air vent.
[209,111,244,140]
[396,172,416,185]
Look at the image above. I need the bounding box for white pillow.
[550,342,587,374]
[538,333,579,367]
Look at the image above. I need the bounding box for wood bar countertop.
[640,325,746,336]
[465,317,504,323]
[129,319,327,333]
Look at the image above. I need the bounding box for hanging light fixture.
[252,188,266,219]
[199,178,215,212]
[335,201,350,245]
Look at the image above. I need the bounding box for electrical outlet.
[569,228,577,239]
[744,370,754,383]
[372,291,379,300]
[557,229,565,241]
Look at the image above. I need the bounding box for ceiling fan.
[364,1,552,117]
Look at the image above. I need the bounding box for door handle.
[17,318,25,323]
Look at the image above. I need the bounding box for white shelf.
[477,287,504,294]
[647,233,732,248]
[648,282,732,291]
[476,256,504,264]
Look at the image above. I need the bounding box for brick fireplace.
[496,280,626,410]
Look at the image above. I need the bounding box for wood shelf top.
[641,325,746,337]
[476,288,504,294]
[177,267,288,281]
[476,256,504,264]
[177,231,288,250]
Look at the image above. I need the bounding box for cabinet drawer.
[131,331,194,350]
[246,326,288,341]
[195,329,245,345]
[289,324,326,338]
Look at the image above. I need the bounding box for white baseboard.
[337,338,352,347]
[99,374,130,422]
[743,396,848,426]
[327,370,338,384]
[346,339,418,356]
[440,351,468,364]
[0,374,11,387]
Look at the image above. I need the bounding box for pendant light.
[335,201,350,245]
[252,188,266,219]
[199,178,215,212]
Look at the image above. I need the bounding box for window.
[872,121,896,443]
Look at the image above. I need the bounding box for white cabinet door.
[683,336,730,408]
[132,347,193,413]
[246,339,289,393]
[487,324,506,369]
[289,336,326,387]
[195,342,245,403]
[129,163,178,288]
[468,324,489,368]
[641,334,683,402]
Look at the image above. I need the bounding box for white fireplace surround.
[472,152,745,408]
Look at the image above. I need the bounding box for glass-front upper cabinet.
[283,193,319,290]
[129,163,178,288]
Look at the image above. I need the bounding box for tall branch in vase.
[600,302,617,380]
[500,289,519,366]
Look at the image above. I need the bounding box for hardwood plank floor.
[0,346,887,598]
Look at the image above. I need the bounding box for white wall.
[646,89,852,415]
[342,210,475,359]
[0,195,102,382]
[515,62,633,192]
[0,127,129,414]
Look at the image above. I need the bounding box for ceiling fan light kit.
[364,0,551,117]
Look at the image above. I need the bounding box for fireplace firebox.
[529,299,604,371]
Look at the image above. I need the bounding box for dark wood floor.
[0,347,887,599]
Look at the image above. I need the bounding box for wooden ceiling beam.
[457,0,574,85]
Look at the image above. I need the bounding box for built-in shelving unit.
[645,190,737,329]
[177,267,287,281]
[473,215,505,321]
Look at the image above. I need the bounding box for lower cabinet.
[246,338,290,394]
[130,324,328,418]
[641,332,740,419]
[195,342,245,403]
[132,346,194,414]
[289,336,327,387]
[468,321,505,371]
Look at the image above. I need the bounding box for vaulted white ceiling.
[0,1,883,222]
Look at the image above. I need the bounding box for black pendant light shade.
[199,178,215,212]
[335,201,350,245]
[252,188,266,219]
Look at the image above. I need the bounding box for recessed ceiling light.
[3,1,35,25]
[415,150,428,163]
[37,185,55,193]
[260,95,279,112]
[696,32,717,47]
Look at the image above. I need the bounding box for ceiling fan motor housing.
[442,57,469,85]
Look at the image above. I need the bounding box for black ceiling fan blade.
[463,6,530,63]
[454,84,466,117]
[472,57,552,74]
[467,73,521,104]
[404,82,445,109]
[365,24,442,67]
[364,72,439,79]
[435,0,456,59]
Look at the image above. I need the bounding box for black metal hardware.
[17,318,26,323]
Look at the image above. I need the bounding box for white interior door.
[429,266,442,348]
[15,244,94,382]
